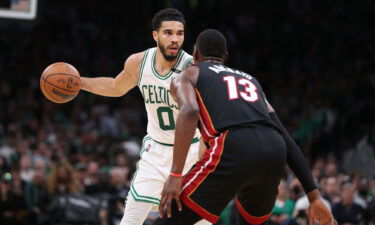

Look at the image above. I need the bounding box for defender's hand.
[308,198,337,225]
[159,176,183,218]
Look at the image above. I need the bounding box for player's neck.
[202,57,223,64]
[154,50,178,76]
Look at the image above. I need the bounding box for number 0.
[157,107,175,130]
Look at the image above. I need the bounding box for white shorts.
[128,135,200,211]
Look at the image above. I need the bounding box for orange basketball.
[40,62,81,103]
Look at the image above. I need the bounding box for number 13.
[222,76,258,102]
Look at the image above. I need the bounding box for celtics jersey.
[137,47,198,144]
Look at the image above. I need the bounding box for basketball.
[40,62,81,103]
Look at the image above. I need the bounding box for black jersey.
[195,61,274,140]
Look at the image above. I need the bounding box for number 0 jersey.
[195,61,275,141]
[137,47,199,144]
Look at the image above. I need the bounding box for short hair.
[152,8,185,31]
[196,29,227,58]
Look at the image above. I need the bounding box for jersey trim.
[180,131,228,223]
[182,58,193,70]
[150,137,200,146]
[151,49,184,80]
[137,49,150,86]
[130,186,160,205]
[129,161,161,205]
[194,89,219,141]
[235,197,271,225]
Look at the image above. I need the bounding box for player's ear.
[223,51,229,63]
[193,45,199,61]
[152,31,158,42]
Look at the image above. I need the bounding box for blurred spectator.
[0,168,29,225]
[332,182,364,225]
[74,162,87,188]
[0,172,15,225]
[320,176,340,205]
[19,154,34,182]
[288,177,304,202]
[33,157,48,175]
[41,160,105,225]
[84,160,101,194]
[47,160,80,196]
[16,139,32,157]
[106,167,129,225]
[363,177,375,224]
[368,177,375,205]
[0,134,17,164]
[310,157,325,179]
[0,155,9,175]
[350,172,369,209]
[121,140,142,160]
[114,152,129,168]
[32,142,51,164]
[270,179,296,225]
[324,162,338,177]
[25,168,50,225]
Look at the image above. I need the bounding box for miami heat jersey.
[195,61,273,140]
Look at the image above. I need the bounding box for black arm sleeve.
[269,112,317,193]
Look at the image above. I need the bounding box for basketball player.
[80,8,209,225]
[156,29,336,225]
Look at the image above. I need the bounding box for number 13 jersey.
[195,61,275,141]
[137,47,199,144]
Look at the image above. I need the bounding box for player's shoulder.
[179,50,193,70]
[180,50,193,59]
[183,63,199,75]
[180,64,199,86]
[123,49,153,78]
[125,50,148,67]
[126,47,156,65]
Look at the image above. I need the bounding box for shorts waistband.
[221,120,282,133]
[150,137,200,146]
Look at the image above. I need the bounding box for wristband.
[170,172,183,178]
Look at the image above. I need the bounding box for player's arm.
[159,66,200,218]
[80,53,142,97]
[170,66,200,175]
[265,99,336,225]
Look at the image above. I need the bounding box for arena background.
[0,0,374,225]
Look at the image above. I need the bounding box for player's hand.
[159,175,183,218]
[308,198,337,225]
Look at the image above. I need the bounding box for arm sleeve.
[269,112,318,193]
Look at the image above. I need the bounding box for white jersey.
[137,47,199,144]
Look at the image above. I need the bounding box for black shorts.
[157,124,287,225]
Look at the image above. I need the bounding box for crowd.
[1,0,375,224]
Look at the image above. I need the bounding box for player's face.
[153,21,184,62]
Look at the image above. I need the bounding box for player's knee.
[120,196,155,225]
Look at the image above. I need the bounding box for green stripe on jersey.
[152,50,184,80]
[137,49,150,86]
[129,162,160,205]
[182,58,193,70]
[130,189,160,205]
